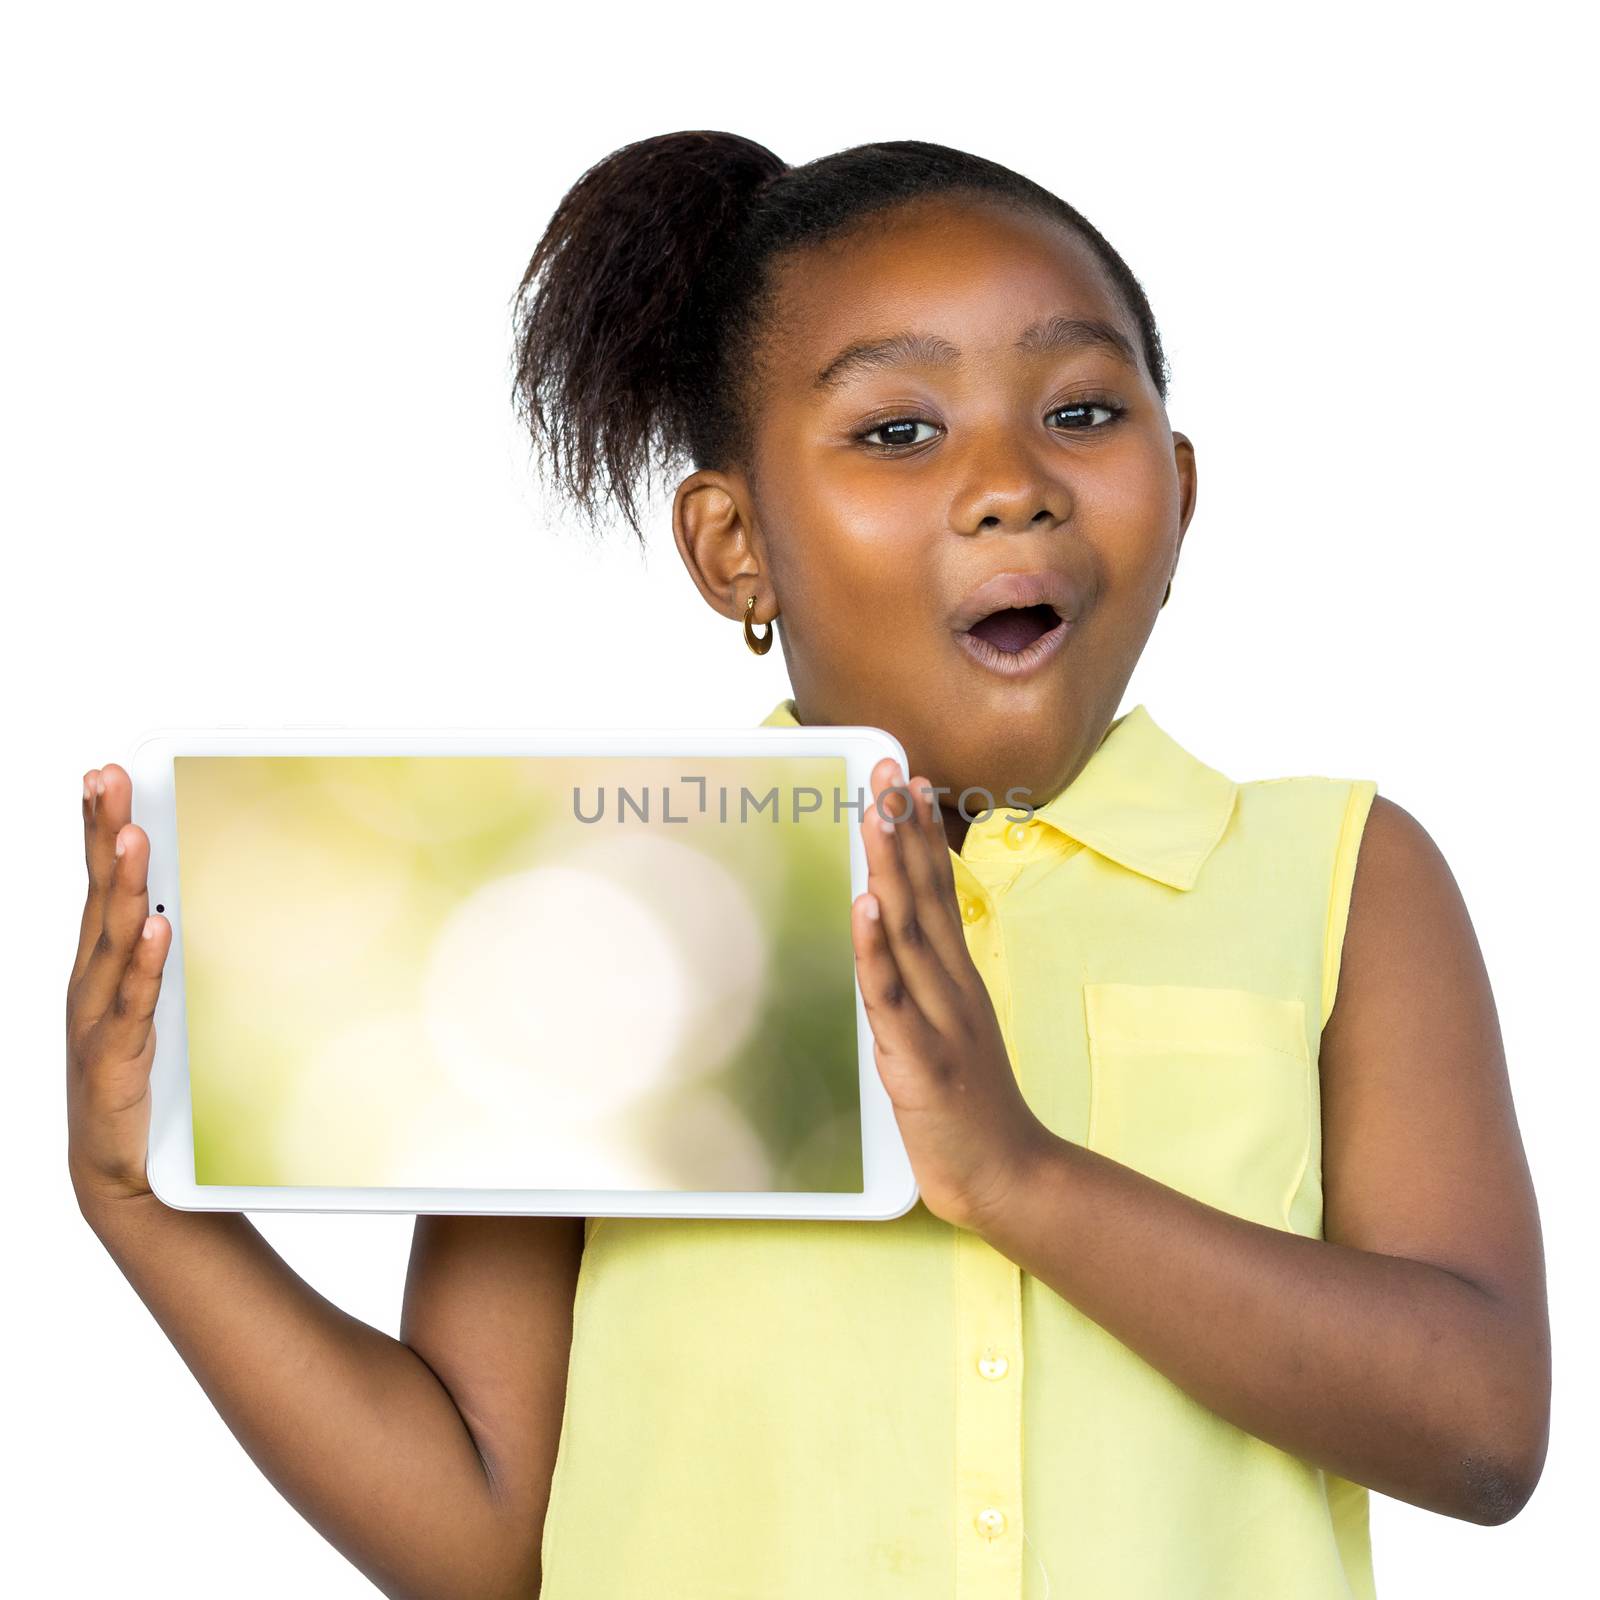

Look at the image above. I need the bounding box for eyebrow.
[812,314,1139,391]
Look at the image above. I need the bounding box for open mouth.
[965,602,1063,654]
[948,568,1080,679]
[955,600,1072,678]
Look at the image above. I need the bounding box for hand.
[66,763,172,1211]
[850,757,1053,1234]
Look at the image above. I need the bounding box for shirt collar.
[758,697,1237,892]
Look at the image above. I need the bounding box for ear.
[672,467,776,626]
[1171,430,1198,559]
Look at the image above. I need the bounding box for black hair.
[511,131,1169,543]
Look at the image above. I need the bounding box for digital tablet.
[128,722,917,1221]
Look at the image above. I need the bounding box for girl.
[67,132,1549,1599]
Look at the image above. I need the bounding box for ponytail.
[511,130,786,542]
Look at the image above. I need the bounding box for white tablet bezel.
[130,723,918,1222]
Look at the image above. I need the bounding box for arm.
[849,761,1550,1527]
[70,763,583,1600]
[971,795,1550,1524]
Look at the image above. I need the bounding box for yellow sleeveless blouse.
[539,699,1380,1599]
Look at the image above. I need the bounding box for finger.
[919,779,968,925]
[72,762,132,993]
[72,815,153,1031]
[896,773,974,973]
[861,759,966,1034]
[70,768,108,992]
[91,912,171,1083]
[851,891,938,1074]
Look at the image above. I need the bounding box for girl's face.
[674,193,1195,845]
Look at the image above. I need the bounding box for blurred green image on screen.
[172,754,863,1191]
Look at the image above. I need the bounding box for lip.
[949,567,1080,680]
[948,568,1083,633]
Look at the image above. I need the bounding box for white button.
[1003,821,1030,850]
[977,1349,1009,1380]
[975,1506,1007,1539]
[960,895,985,925]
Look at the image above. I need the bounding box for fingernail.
[94,775,105,797]
[83,777,92,803]
[142,917,156,940]
[115,830,127,858]
[864,894,880,921]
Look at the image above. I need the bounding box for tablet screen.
[171,754,863,1193]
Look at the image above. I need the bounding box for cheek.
[772,484,934,643]
[814,539,930,661]
[1075,438,1179,575]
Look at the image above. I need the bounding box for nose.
[948,429,1072,536]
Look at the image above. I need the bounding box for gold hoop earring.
[743,595,774,655]
[1161,577,1173,609]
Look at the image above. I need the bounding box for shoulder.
[1224,772,1378,898]
[1223,779,1438,1029]
[1322,786,1494,1079]
[1228,771,1373,827]
[1341,793,1467,961]
[1232,770,1375,819]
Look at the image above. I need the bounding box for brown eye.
[1048,402,1121,429]
[860,418,939,449]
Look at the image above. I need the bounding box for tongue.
[967,603,1056,653]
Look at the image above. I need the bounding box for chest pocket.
[1083,983,1313,1232]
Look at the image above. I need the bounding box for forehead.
[763,195,1134,386]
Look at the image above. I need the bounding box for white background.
[6,2,1593,1593]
